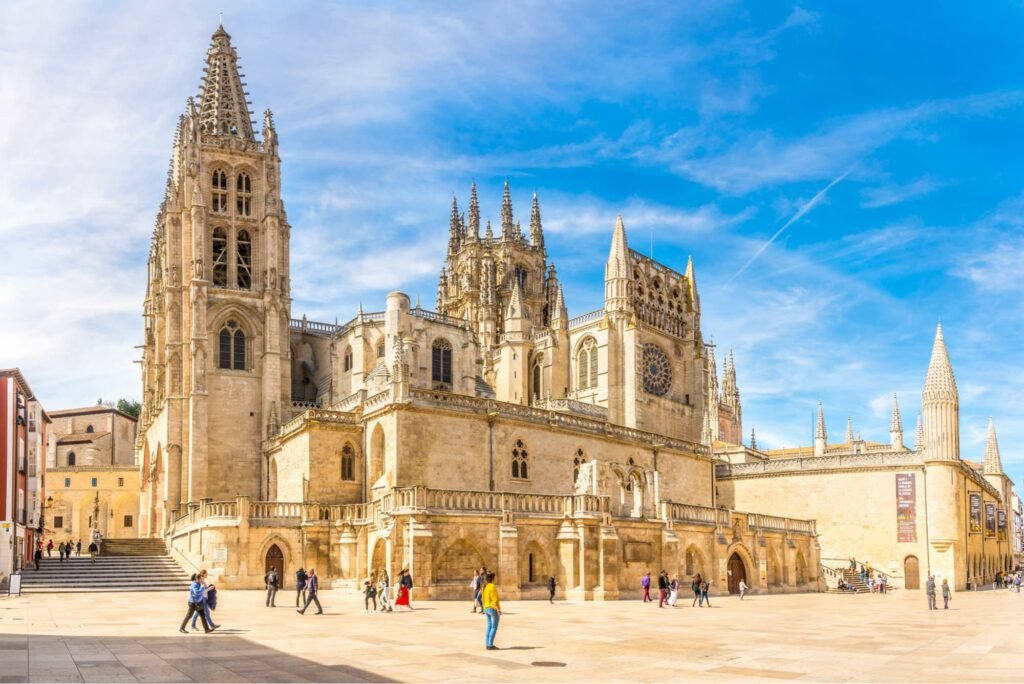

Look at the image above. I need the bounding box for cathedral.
[135,27,1013,597]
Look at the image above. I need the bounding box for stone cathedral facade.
[136,27,807,597]
[135,27,1017,597]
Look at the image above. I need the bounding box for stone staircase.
[836,568,871,593]
[18,539,190,593]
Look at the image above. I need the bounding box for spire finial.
[845,416,854,445]
[501,179,514,238]
[530,192,544,248]
[201,21,255,140]
[915,412,924,450]
[814,402,827,456]
[750,427,758,451]
[468,182,480,239]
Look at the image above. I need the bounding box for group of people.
[925,575,954,610]
[360,569,414,612]
[33,537,97,570]
[993,570,1022,591]
[641,571,715,607]
[179,569,219,633]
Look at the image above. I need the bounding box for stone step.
[20,550,190,594]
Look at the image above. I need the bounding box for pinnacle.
[198,24,255,140]
[923,323,958,402]
[816,402,827,440]
[607,215,629,274]
[984,417,1003,474]
[890,393,902,433]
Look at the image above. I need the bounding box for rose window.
[642,344,672,396]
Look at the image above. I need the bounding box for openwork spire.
[890,394,903,433]
[501,180,514,238]
[530,192,544,248]
[845,416,854,445]
[915,412,924,450]
[923,323,958,403]
[816,402,827,441]
[984,417,1003,475]
[468,182,480,239]
[606,215,629,277]
[448,195,461,254]
[750,427,758,451]
[198,25,255,140]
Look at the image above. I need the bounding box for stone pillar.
[407,516,433,597]
[338,526,357,581]
[557,521,576,597]
[594,522,620,600]
[498,514,520,599]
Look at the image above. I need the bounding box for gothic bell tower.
[138,26,291,529]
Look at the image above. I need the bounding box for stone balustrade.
[568,308,605,329]
[661,501,728,526]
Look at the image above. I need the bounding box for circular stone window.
[642,344,672,396]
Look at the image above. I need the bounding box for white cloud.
[860,177,942,208]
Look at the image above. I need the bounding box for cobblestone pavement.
[0,588,1021,682]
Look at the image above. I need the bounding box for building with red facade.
[1,369,48,582]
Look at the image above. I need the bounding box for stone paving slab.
[1,589,1022,682]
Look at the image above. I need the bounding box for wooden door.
[265,544,284,578]
[728,553,746,594]
[904,556,920,590]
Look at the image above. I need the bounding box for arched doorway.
[904,555,920,590]
[728,552,747,594]
[265,544,284,578]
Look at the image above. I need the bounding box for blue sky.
[1,2,1020,489]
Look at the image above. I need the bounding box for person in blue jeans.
[190,571,220,631]
[180,574,213,634]
[481,572,501,650]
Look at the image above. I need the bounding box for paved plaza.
[0,588,1021,682]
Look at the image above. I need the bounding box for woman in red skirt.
[395,569,412,610]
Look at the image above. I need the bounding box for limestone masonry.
[134,27,1016,597]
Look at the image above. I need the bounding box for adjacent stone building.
[44,406,140,543]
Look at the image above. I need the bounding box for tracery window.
[431,338,453,389]
[236,230,252,289]
[218,319,246,370]
[341,443,355,481]
[642,344,672,396]
[573,448,585,484]
[343,346,353,372]
[236,173,252,216]
[211,169,228,214]
[514,264,528,291]
[212,227,228,286]
[576,338,598,390]
[511,439,529,479]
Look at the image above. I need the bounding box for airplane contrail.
[729,170,850,281]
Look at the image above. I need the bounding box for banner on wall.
[997,510,1007,541]
[985,503,996,538]
[896,473,917,543]
[969,493,982,533]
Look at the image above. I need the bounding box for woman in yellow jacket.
[481,572,501,650]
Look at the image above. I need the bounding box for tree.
[116,399,141,418]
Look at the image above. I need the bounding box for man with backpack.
[265,566,279,607]
[295,567,307,607]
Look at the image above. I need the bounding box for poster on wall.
[969,493,982,533]
[895,473,917,543]
[985,503,996,537]
[997,510,1007,541]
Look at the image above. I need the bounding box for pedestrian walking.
[57,541,65,561]
[941,579,952,609]
[548,575,557,604]
[401,568,415,610]
[88,541,98,563]
[692,574,703,606]
[739,578,748,600]
[378,570,393,612]
[297,568,323,615]
[295,567,308,607]
[657,570,669,608]
[46,539,53,557]
[264,566,279,607]
[880,574,887,594]
[482,572,501,650]
[926,575,937,610]
[395,570,412,610]
[363,575,378,612]
[76,539,82,556]
[33,547,42,571]
[700,580,712,607]
[668,577,679,607]
[179,574,214,634]
[470,569,481,613]
[191,572,220,631]
[641,571,652,602]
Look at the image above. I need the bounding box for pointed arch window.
[432,338,452,389]
[237,229,253,289]
[218,319,246,370]
[67,452,76,467]
[236,173,252,216]
[514,264,528,291]
[211,169,228,214]
[573,448,585,484]
[341,443,356,481]
[512,439,529,480]
[377,342,386,358]
[86,425,94,433]
[576,338,597,390]
[343,346,353,372]
[212,227,228,286]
